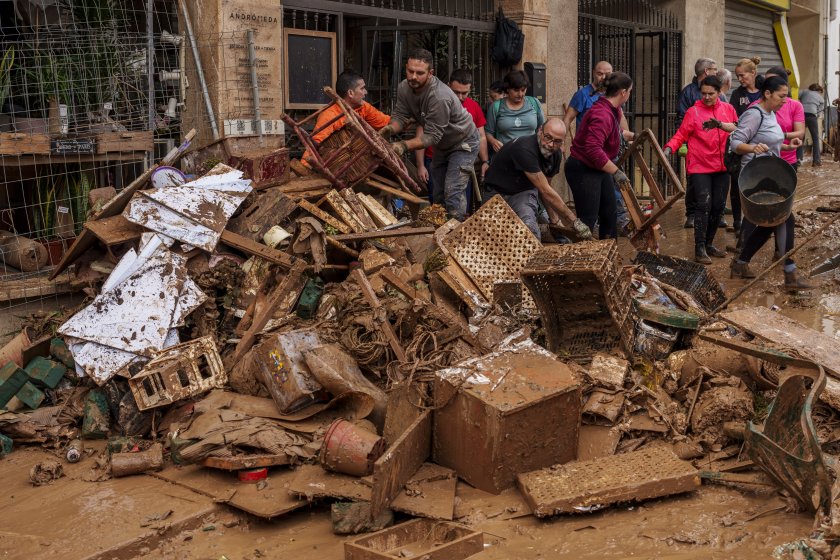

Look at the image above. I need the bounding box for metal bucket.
[739,156,797,227]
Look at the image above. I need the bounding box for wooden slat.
[358,193,398,227]
[297,199,351,234]
[324,190,368,233]
[363,179,426,205]
[84,215,144,246]
[340,188,378,230]
[219,229,297,269]
[351,269,406,361]
[0,132,50,155]
[330,226,434,243]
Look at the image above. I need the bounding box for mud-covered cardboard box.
[432,339,582,494]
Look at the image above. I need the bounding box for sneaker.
[684,216,695,228]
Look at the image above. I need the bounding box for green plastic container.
[82,389,110,439]
[15,381,45,409]
[0,362,28,408]
[25,356,66,389]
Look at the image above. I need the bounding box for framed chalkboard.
[284,29,337,110]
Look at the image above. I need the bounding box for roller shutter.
[724,1,784,73]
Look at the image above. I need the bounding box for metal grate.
[443,195,541,308]
[517,446,700,517]
[634,251,726,312]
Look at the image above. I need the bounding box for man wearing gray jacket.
[379,48,479,221]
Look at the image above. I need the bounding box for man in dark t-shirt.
[483,118,591,241]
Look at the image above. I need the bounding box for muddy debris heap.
[4,120,840,560]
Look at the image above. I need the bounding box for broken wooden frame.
[128,336,226,411]
[615,129,685,251]
[281,87,419,193]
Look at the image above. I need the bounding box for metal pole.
[180,0,220,141]
[247,29,263,143]
[146,0,155,168]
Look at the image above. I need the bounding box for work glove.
[573,219,593,240]
[702,118,722,130]
[663,146,672,157]
[390,141,407,156]
[378,125,396,139]
[613,169,629,184]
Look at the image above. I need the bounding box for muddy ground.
[1,160,839,560]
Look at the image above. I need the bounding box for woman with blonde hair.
[726,56,763,236]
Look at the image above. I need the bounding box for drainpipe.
[831,0,837,21]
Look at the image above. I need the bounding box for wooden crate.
[95,131,153,154]
[0,132,50,155]
[344,519,482,560]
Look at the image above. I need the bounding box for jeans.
[430,131,480,221]
[483,186,540,240]
[796,113,820,164]
[426,154,474,211]
[564,156,617,239]
[691,172,729,248]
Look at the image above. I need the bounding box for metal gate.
[578,0,683,196]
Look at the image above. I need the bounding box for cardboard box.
[433,340,582,494]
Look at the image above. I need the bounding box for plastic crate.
[634,252,726,312]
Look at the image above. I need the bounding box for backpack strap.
[527,96,544,126]
[487,98,502,133]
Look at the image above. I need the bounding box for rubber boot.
[695,246,712,265]
[784,270,814,292]
[706,245,727,258]
[730,259,756,279]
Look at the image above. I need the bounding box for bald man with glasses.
[483,118,591,241]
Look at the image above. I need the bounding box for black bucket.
[739,156,797,227]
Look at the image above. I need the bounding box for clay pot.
[319,419,385,477]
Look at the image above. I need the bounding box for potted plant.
[0,46,14,132]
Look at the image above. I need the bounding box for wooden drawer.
[0,133,51,155]
[95,131,153,154]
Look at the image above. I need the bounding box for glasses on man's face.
[542,133,564,146]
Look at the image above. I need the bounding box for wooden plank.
[331,227,434,243]
[325,190,368,233]
[370,410,432,517]
[721,307,840,377]
[358,194,397,227]
[277,176,331,193]
[227,260,308,367]
[226,188,297,241]
[288,464,372,502]
[49,129,196,279]
[635,155,666,208]
[289,158,313,177]
[363,179,426,205]
[220,229,297,269]
[390,463,457,520]
[95,131,153,154]
[0,271,81,303]
[0,132,50,155]
[297,199,351,234]
[351,269,406,361]
[84,215,144,246]
[152,464,305,519]
[202,453,291,470]
[341,188,378,230]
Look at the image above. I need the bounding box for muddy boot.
[784,270,814,292]
[706,245,727,258]
[730,259,756,279]
[695,246,712,264]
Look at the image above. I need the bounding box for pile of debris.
[3,124,840,560]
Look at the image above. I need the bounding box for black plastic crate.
[633,252,726,312]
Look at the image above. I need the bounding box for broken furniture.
[615,129,685,251]
[127,337,226,411]
[441,194,542,308]
[517,446,700,517]
[433,340,582,494]
[634,251,726,312]
[520,240,633,361]
[282,87,418,193]
[343,518,483,560]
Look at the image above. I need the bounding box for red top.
[665,99,737,174]
[749,97,804,165]
[570,96,623,170]
[425,96,486,158]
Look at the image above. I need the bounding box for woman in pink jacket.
[664,75,737,264]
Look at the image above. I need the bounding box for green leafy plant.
[33,175,58,239]
[0,47,14,112]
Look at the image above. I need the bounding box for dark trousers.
[739,214,796,266]
[564,156,617,239]
[729,171,741,226]
[691,172,729,248]
[796,113,820,164]
[684,174,695,218]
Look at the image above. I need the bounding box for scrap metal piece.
[517,446,700,517]
[745,361,831,515]
[442,195,542,307]
[128,336,226,411]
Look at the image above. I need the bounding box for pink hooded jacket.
[665,99,737,175]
